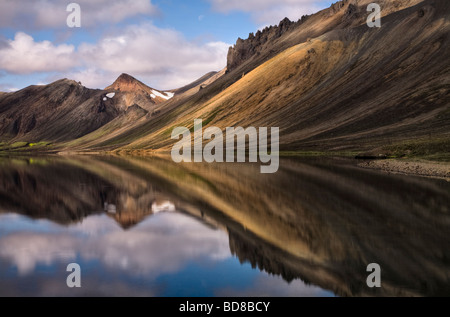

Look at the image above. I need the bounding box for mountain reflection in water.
[0,155,449,296]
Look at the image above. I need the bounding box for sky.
[0,0,333,91]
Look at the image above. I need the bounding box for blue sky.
[0,0,333,91]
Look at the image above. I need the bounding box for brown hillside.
[88,0,448,154]
[0,79,123,142]
[105,73,174,110]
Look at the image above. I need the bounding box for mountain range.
[0,0,449,158]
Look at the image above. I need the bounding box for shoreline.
[2,150,450,181]
[358,159,450,181]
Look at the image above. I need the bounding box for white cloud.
[0,0,158,29]
[61,68,110,89]
[0,83,19,92]
[0,23,229,90]
[76,23,228,89]
[0,32,76,74]
[0,233,77,275]
[208,0,323,25]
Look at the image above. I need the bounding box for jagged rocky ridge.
[226,0,425,73]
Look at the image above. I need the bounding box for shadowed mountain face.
[0,79,123,142]
[0,74,174,144]
[226,0,425,73]
[1,155,449,296]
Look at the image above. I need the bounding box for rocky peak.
[225,0,374,73]
[107,73,144,92]
[105,73,174,110]
[226,15,310,72]
[115,73,137,84]
[53,78,82,87]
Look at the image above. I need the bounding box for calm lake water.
[0,155,449,297]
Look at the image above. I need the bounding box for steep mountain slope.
[0,74,175,146]
[61,71,227,151]
[226,0,425,74]
[0,79,123,142]
[82,0,448,154]
[173,71,219,95]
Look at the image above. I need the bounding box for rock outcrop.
[227,16,309,72]
[226,0,425,73]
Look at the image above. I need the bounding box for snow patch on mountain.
[151,90,173,100]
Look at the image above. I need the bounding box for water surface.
[0,155,449,296]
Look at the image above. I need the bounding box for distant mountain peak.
[106,73,174,102]
[107,73,146,91]
[53,78,82,86]
[116,73,138,84]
